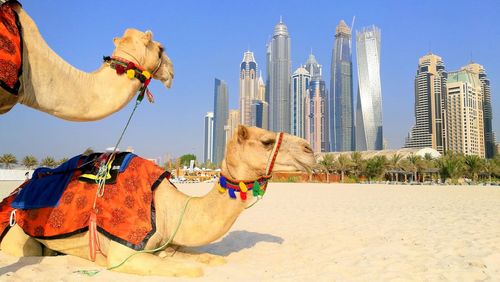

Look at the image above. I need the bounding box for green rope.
[75,196,194,276]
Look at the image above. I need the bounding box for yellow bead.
[142,70,151,79]
[239,182,248,192]
[217,183,226,193]
[126,69,135,79]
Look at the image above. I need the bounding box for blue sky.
[1,0,499,162]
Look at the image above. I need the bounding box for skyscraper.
[257,71,266,101]
[304,53,329,152]
[291,66,310,138]
[356,25,383,151]
[213,78,228,165]
[446,69,485,157]
[268,17,291,132]
[203,112,214,163]
[225,109,240,145]
[251,100,269,129]
[239,51,258,125]
[404,53,447,154]
[330,20,355,151]
[462,63,495,158]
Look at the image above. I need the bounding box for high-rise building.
[446,69,485,157]
[203,112,214,163]
[225,109,240,145]
[291,66,310,138]
[356,25,383,151]
[304,53,329,152]
[257,71,266,101]
[239,51,258,126]
[330,20,355,151]
[268,17,291,132]
[251,100,269,129]
[404,53,447,154]
[212,78,228,165]
[462,63,495,158]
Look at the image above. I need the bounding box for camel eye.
[261,139,275,147]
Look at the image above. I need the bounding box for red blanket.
[0,1,22,94]
[0,157,171,251]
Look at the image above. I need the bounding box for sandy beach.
[0,181,499,281]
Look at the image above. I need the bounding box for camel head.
[113,29,174,88]
[222,125,315,180]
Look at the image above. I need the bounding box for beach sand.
[0,181,499,281]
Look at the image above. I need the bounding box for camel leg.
[157,246,226,266]
[107,241,203,277]
[0,225,43,257]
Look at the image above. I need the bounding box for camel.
[0,125,315,277]
[0,3,173,120]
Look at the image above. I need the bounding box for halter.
[218,132,284,201]
[103,55,162,103]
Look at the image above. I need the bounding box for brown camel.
[0,3,173,120]
[0,125,315,277]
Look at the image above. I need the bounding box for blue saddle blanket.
[11,155,81,210]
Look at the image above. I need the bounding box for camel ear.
[153,51,174,88]
[142,30,153,44]
[113,37,121,47]
[237,125,249,143]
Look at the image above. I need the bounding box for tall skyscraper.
[330,20,355,151]
[257,71,266,101]
[404,53,447,154]
[203,112,214,163]
[268,17,291,132]
[462,63,495,158]
[251,100,269,129]
[239,51,258,125]
[291,66,310,138]
[446,69,485,157]
[225,109,240,145]
[355,25,383,151]
[304,53,329,152]
[213,78,228,165]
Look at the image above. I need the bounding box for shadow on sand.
[0,256,43,276]
[191,230,284,256]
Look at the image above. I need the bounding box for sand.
[0,181,499,281]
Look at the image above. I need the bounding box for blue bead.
[228,188,237,199]
[220,176,227,188]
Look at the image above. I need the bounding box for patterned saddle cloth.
[0,1,22,95]
[0,155,172,250]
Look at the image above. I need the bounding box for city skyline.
[1,1,499,162]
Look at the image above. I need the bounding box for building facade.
[404,53,447,154]
[291,66,310,138]
[268,18,291,132]
[203,112,214,163]
[239,51,258,126]
[212,78,228,165]
[251,100,269,129]
[462,63,495,158]
[446,69,485,157]
[305,79,329,152]
[355,25,383,151]
[330,20,355,151]
[225,109,240,145]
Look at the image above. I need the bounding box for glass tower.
[355,26,383,151]
[239,51,258,125]
[330,20,354,151]
[212,78,228,165]
[291,66,310,138]
[268,18,291,132]
[203,112,214,163]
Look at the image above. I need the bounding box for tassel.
[220,176,227,188]
[253,181,260,197]
[239,182,248,192]
[228,188,236,199]
[217,183,226,193]
[240,191,247,201]
[146,89,155,103]
[88,211,98,262]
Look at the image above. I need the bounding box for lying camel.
[0,125,315,277]
[0,2,173,120]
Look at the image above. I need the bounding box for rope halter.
[218,132,284,202]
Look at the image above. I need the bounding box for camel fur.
[0,126,315,277]
[0,3,174,120]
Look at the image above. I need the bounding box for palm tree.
[364,156,388,181]
[350,151,363,179]
[318,154,335,182]
[437,153,465,184]
[388,153,403,181]
[40,156,57,168]
[83,147,94,155]
[0,153,18,169]
[335,154,352,182]
[21,155,38,169]
[464,155,483,182]
[406,154,422,182]
[57,157,69,166]
[482,159,497,183]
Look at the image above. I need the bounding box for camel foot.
[158,248,227,266]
